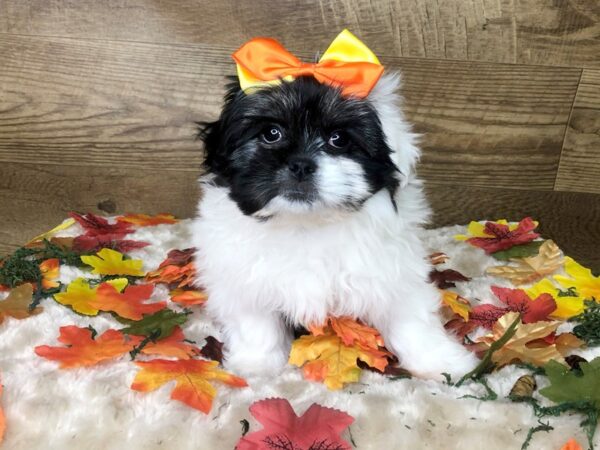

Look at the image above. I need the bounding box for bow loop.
[232,30,383,98]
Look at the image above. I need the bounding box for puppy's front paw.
[409,349,479,381]
[224,346,289,377]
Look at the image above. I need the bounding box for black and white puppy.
[192,73,477,379]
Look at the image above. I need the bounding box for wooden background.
[0,0,599,270]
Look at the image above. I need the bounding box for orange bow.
[232,29,384,98]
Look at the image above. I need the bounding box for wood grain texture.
[0,34,580,188]
[555,69,600,194]
[1,0,598,68]
[426,185,600,273]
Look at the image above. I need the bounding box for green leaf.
[540,357,600,409]
[119,309,190,340]
[491,241,544,261]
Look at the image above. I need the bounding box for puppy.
[192,62,477,379]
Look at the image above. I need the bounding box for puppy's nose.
[288,157,316,181]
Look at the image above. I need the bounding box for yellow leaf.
[81,248,144,276]
[526,278,585,319]
[477,312,565,367]
[26,218,76,245]
[441,290,471,321]
[54,277,128,315]
[289,333,388,390]
[486,240,564,286]
[555,257,600,301]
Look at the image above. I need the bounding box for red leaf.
[466,217,540,254]
[69,212,134,237]
[491,286,556,324]
[159,248,195,268]
[444,316,479,339]
[73,234,149,253]
[429,268,470,289]
[468,304,508,329]
[237,398,354,450]
[199,336,224,363]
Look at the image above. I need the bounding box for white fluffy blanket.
[1,220,598,450]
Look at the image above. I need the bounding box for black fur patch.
[198,76,399,215]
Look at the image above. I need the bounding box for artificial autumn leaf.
[467,286,556,329]
[560,439,583,450]
[35,326,136,368]
[0,376,5,445]
[491,286,557,324]
[69,212,133,237]
[527,278,585,319]
[444,315,478,339]
[73,234,149,253]
[440,290,471,321]
[146,263,195,288]
[130,359,247,413]
[158,248,195,267]
[486,240,564,286]
[540,357,600,409]
[555,257,600,302]
[39,258,60,289]
[289,329,390,390]
[140,327,200,359]
[120,309,190,339]
[94,283,166,320]
[489,241,544,261]
[199,336,224,363]
[116,213,179,227]
[462,217,540,254]
[53,277,128,316]
[429,269,470,289]
[81,248,145,276]
[237,398,354,450]
[0,284,42,325]
[25,236,75,250]
[169,289,208,306]
[310,317,385,349]
[429,252,449,265]
[455,219,518,241]
[476,312,565,367]
[26,218,76,245]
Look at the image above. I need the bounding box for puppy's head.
[200,75,410,218]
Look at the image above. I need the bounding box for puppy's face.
[201,76,399,217]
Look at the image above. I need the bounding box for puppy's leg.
[374,284,478,380]
[220,308,291,376]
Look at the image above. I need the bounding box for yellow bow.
[232,29,383,98]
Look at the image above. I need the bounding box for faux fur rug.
[0,219,598,450]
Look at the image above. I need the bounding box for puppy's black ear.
[197,77,243,177]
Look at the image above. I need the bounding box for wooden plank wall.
[0,0,599,270]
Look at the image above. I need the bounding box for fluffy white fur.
[1,219,598,449]
[191,74,478,379]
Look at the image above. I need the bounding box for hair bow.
[232,29,384,98]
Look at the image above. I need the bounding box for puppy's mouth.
[279,182,318,203]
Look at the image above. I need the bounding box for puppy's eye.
[328,130,350,149]
[261,126,283,144]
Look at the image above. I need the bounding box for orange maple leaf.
[169,289,208,306]
[0,284,42,325]
[131,359,247,413]
[93,283,167,320]
[561,439,582,450]
[140,327,201,359]
[146,263,195,288]
[39,258,60,290]
[310,317,385,349]
[0,376,5,445]
[116,213,179,227]
[35,326,136,368]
